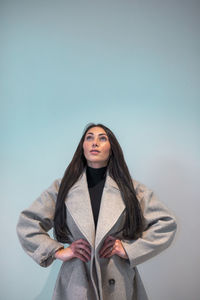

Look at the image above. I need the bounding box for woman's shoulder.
[43,178,62,195]
[132,178,153,199]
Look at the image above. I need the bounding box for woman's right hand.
[54,239,91,263]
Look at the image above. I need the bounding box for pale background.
[1,0,199,299]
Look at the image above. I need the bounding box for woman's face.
[83,126,111,168]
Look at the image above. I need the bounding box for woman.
[17,123,177,300]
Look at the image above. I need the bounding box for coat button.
[108,279,115,285]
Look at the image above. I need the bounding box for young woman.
[17,123,177,300]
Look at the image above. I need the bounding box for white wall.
[1,1,199,299]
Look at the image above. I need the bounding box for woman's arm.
[16,179,64,267]
[121,181,177,268]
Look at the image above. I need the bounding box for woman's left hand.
[99,235,128,259]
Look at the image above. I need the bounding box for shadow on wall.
[146,155,199,211]
[140,156,199,300]
[34,260,62,300]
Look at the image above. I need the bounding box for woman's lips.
[90,150,100,154]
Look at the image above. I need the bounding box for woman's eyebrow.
[86,132,107,136]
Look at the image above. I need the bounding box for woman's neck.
[86,165,107,187]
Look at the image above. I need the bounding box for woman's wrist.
[54,247,64,260]
[54,246,74,262]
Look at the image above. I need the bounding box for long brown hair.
[54,123,144,243]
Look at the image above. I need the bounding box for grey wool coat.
[16,169,177,300]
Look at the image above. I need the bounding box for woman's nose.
[92,138,99,147]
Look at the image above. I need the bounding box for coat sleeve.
[16,178,64,268]
[121,181,177,268]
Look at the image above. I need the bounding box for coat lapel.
[95,172,125,249]
[65,169,125,249]
[65,170,95,247]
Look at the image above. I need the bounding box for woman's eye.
[86,135,93,140]
[100,136,107,141]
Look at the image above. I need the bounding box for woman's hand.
[99,235,128,259]
[55,239,91,263]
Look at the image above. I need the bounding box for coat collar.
[65,168,125,248]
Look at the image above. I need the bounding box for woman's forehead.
[86,126,107,135]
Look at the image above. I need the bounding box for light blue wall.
[1,1,199,299]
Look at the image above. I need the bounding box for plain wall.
[1,1,199,299]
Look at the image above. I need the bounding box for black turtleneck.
[86,166,107,228]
